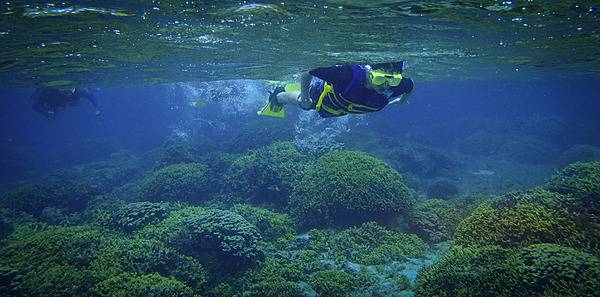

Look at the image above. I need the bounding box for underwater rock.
[426,179,459,199]
[153,143,199,169]
[557,144,600,168]
[382,143,458,178]
[471,169,495,176]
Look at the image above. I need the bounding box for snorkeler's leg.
[276,91,300,105]
[275,72,313,109]
[32,101,53,118]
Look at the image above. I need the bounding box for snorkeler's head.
[371,61,405,74]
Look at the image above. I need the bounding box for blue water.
[2,76,598,190]
[1,1,600,296]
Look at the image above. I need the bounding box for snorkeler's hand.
[399,96,410,106]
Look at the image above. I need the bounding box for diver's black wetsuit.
[31,88,99,117]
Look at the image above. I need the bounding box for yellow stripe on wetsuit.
[315,82,380,116]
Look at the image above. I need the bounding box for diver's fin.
[265,81,301,92]
[283,83,300,92]
[257,99,285,118]
[257,85,286,119]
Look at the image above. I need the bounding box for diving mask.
[370,70,403,87]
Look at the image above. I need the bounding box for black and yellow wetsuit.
[307,63,413,118]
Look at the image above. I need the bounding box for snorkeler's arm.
[299,71,312,103]
[86,96,102,115]
[74,88,102,115]
[32,101,53,117]
[388,92,411,106]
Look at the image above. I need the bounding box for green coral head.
[290,150,414,228]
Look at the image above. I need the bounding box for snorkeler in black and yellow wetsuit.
[30,87,101,118]
[258,61,414,118]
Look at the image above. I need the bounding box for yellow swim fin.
[257,84,296,119]
[257,99,285,118]
[283,83,300,92]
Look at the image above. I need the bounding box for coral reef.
[154,143,199,169]
[410,196,487,243]
[225,118,295,153]
[3,115,599,297]
[108,201,179,233]
[289,150,414,228]
[308,269,360,297]
[140,207,264,273]
[138,162,212,202]
[90,238,206,291]
[0,177,101,217]
[557,145,600,168]
[454,189,580,249]
[231,204,296,241]
[545,161,600,200]
[544,161,600,254]
[91,273,195,297]
[0,223,206,296]
[224,141,309,206]
[414,244,600,297]
[426,179,459,199]
[380,142,458,178]
[68,159,142,193]
[324,222,428,265]
[0,211,13,243]
[233,221,428,297]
